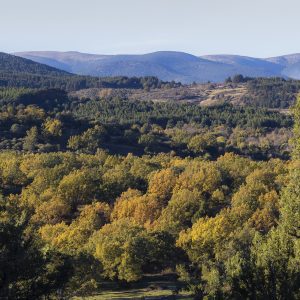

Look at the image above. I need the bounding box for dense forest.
[242,77,300,108]
[0,82,299,299]
[0,87,294,160]
[0,54,300,298]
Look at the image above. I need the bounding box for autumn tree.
[88,219,179,282]
[43,118,63,137]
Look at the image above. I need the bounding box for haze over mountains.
[12,51,300,83]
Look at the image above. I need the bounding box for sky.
[1,0,300,57]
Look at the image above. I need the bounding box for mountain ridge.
[13,51,300,83]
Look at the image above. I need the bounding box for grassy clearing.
[73,289,193,299]
[72,274,194,299]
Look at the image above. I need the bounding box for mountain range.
[9,51,300,83]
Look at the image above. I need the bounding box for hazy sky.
[1,0,300,57]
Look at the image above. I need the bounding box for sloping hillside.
[0,52,70,76]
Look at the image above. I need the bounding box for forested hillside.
[0,66,299,299]
[241,77,300,108]
[0,52,179,91]
[0,52,70,76]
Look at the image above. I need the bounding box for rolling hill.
[204,53,300,80]
[202,54,284,77]
[266,53,300,79]
[0,52,78,89]
[0,52,71,76]
[14,50,300,83]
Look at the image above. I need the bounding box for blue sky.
[1,0,300,57]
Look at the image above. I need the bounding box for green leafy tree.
[0,194,71,298]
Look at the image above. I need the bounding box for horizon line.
[10,49,300,59]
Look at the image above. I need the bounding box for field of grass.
[72,274,194,299]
